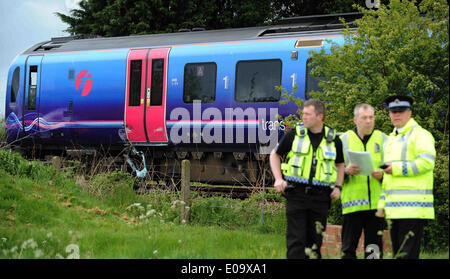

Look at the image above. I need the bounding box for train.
[3,13,360,185]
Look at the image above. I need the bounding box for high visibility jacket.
[378,118,436,219]
[340,129,386,214]
[281,123,337,187]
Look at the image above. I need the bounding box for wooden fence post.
[51,156,61,170]
[181,160,190,224]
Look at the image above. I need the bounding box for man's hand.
[345,164,361,175]
[330,187,341,200]
[375,208,385,218]
[274,179,288,194]
[382,163,393,175]
[371,169,383,180]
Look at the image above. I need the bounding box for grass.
[0,148,448,259]
[0,169,286,259]
[355,250,449,260]
[0,118,5,146]
[0,150,286,259]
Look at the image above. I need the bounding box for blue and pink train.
[3,13,356,184]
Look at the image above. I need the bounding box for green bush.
[190,196,247,229]
[423,151,449,252]
[0,149,62,184]
[328,199,343,226]
[189,192,286,233]
[89,171,137,208]
[0,149,26,175]
[0,118,5,144]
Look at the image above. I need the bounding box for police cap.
[383,95,414,112]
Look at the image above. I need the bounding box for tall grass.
[1,149,448,259]
[0,169,286,258]
[0,149,287,258]
[0,118,5,145]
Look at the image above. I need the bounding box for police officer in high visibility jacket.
[377,95,436,259]
[340,104,386,259]
[270,99,345,259]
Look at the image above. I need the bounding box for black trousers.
[285,185,330,259]
[390,219,426,259]
[341,210,384,259]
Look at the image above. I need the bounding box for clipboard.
[347,150,374,176]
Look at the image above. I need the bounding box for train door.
[145,48,169,143]
[125,48,169,143]
[23,55,43,139]
[125,49,148,142]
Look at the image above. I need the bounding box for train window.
[10,67,20,103]
[183,63,216,104]
[150,59,163,106]
[68,69,75,80]
[27,66,37,110]
[235,59,282,103]
[305,57,324,100]
[128,60,142,107]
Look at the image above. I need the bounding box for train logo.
[75,70,93,96]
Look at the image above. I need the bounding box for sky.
[0,0,81,119]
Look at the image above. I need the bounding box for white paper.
[347,151,374,176]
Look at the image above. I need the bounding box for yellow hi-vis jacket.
[281,123,337,187]
[378,118,436,219]
[340,129,386,214]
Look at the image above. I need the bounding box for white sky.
[0,0,81,118]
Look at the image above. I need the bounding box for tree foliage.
[309,0,448,141]
[305,0,448,251]
[56,0,369,37]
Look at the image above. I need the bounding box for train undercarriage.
[11,141,274,188]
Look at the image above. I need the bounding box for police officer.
[377,95,436,259]
[340,104,386,259]
[270,99,345,259]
